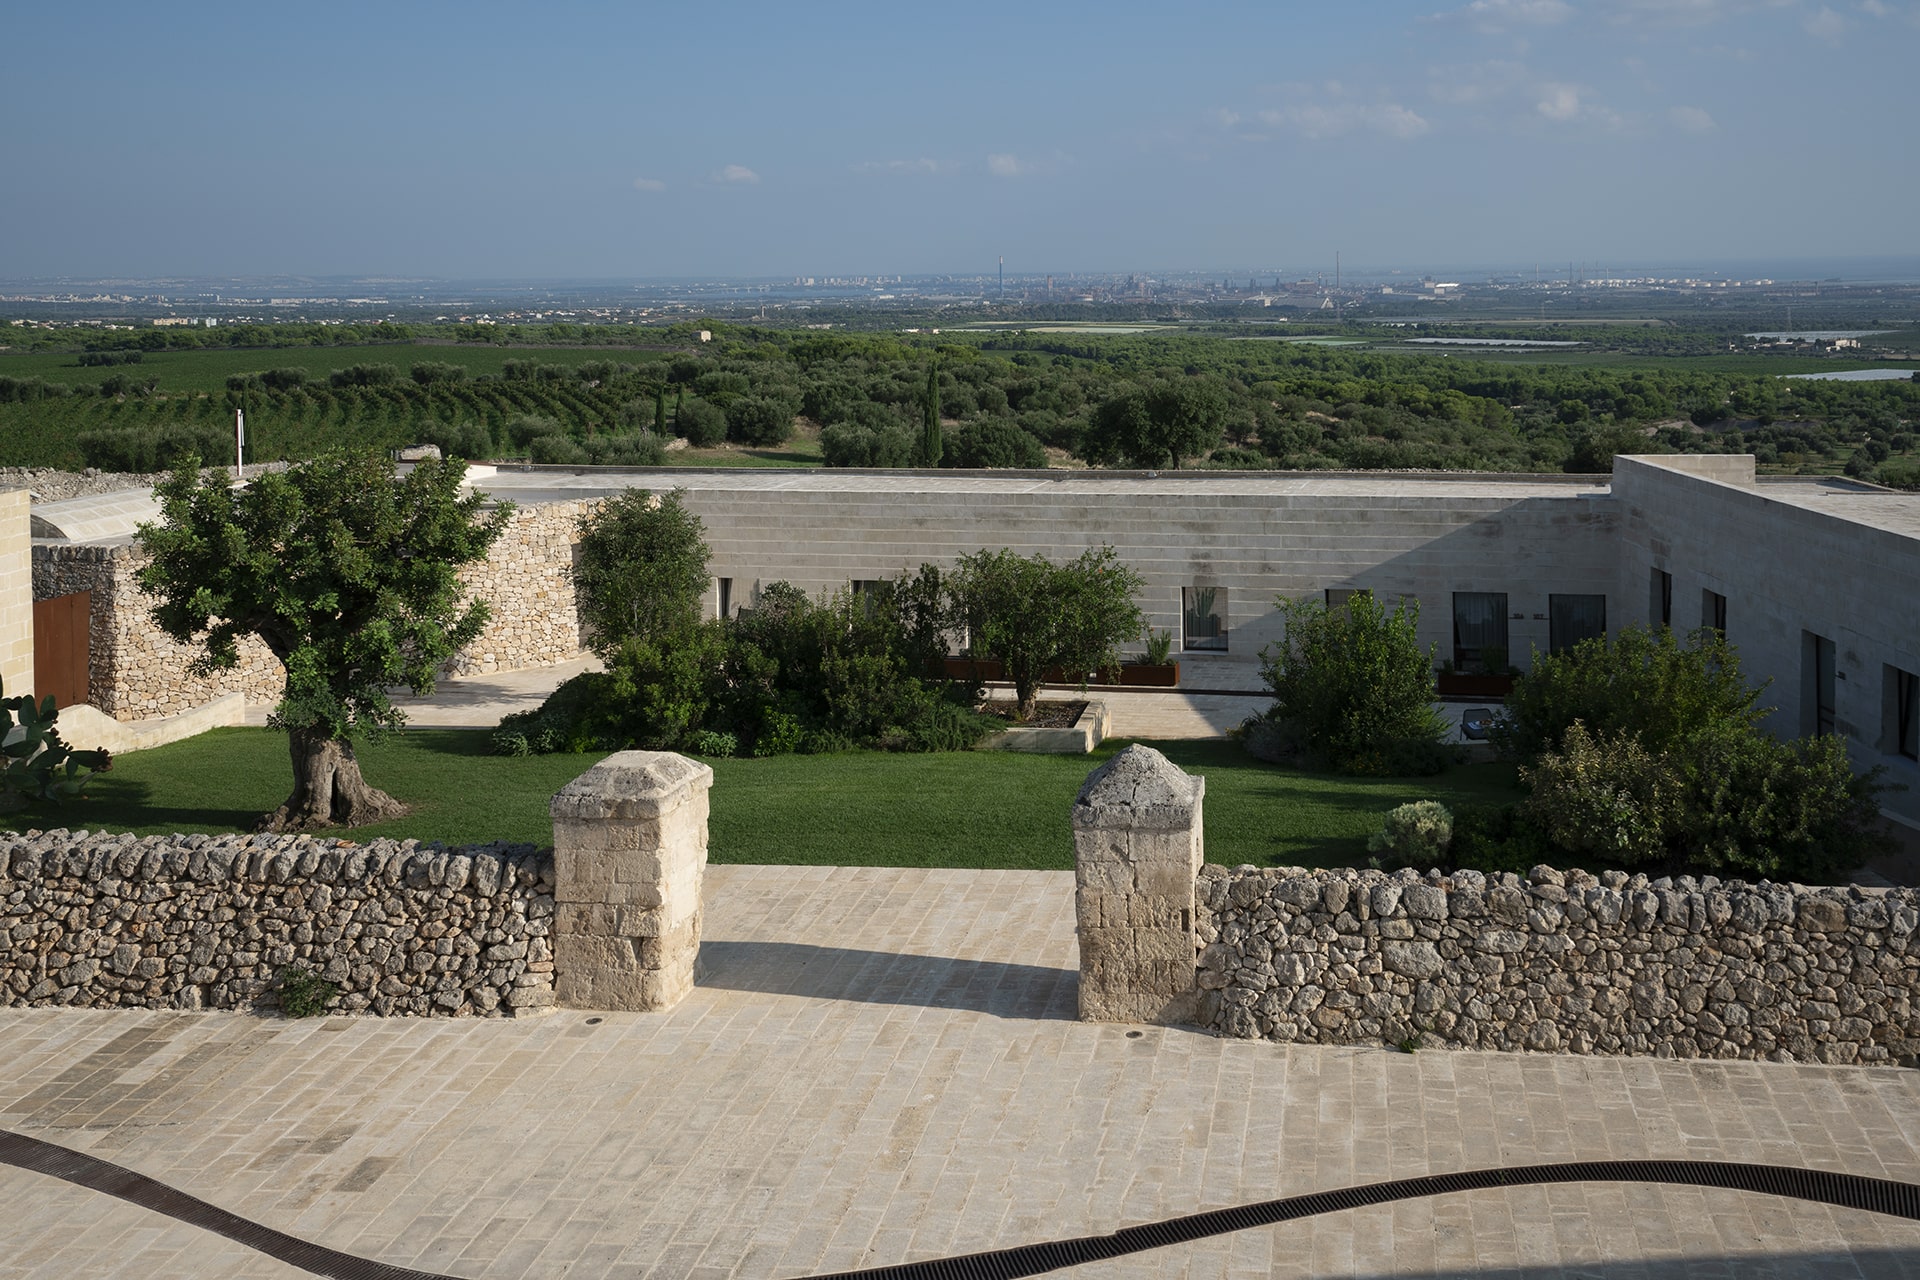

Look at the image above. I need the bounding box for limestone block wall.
[0,489,35,697]
[647,473,1622,676]
[0,830,556,1017]
[1612,456,1920,827]
[443,499,589,676]
[1194,864,1918,1066]
[32,543,285,721]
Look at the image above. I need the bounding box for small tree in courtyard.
[1254,594,1448,775]
[949,546,1145,720]
[137,453,511,830]
[571,488,710,658]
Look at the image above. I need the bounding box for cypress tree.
[922,359,943,467]
[674,385,685,432]
[654,387,667,434]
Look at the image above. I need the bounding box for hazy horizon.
[8,1,1917,281]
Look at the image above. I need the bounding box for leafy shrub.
[685,729,739,758]
[821,421,916,468]
[1447,803,1556,874]
[1493,625,1763,763]
[572,488,710,658]
[327,363,399,388]
[76,424,231,472]
[1367,801,1453,867]
[1252,594,1447,775]
[506,414,568,448]
[944,418,1045,469]
[725,396,796,446]
[584,431,666,466]
[528,434,589,464]
[278,966,338,1018]
[1670,720,1888,882]
[1521,722,1679,868]
[413,420,495,461]
[677,399,728,447]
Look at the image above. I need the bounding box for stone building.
[14,454,1920,830]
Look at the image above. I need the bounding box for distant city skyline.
[7,1,1916,280]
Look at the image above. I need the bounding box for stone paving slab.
[2,865,1918,1279]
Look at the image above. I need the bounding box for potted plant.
[1114,628,1179,687]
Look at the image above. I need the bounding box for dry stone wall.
[1193,864,1919,1066]
[443,499,588,676]
[0,829,556,1017]
[32,499,593,720]
[33,543,284,721]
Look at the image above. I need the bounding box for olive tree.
[137,453,511,830]
[949,546,1145,720]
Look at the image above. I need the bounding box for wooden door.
[31,591,90,708]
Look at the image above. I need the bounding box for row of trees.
[8,321,1916,480]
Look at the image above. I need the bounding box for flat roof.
[469,465,1613,504]
[1752,478,1920,541]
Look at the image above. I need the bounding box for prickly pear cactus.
[0,680,111,814]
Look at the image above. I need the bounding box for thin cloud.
[1257,102,1432,140]
[1668,104,1718,132]
[1535,82,1584,120]
[1427,59,1531,104]
[987,153,1025,177]
[1429,0,1574,33]
[855,157,941,175]
[630,177,667,192]
[1804,4,1851,38]
[708,164,760,185]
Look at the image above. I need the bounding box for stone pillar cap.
[551,751,714,822]
[1071,744,1204,832]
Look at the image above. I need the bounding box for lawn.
[6,728,1519,870]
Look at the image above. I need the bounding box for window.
[1702,588,1727,635]
[1549,594,1607,653]
[1888,665,1918,761]
[850,579,883,618]
[715,577,733,620]
[1183,586,1228,652]
[1650,568,1672,628]
[1452,592,1509,670]
[1325,587,1370,609]
[1804,631,1836,737]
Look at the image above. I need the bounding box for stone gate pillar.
[1072,744,1204,1024]
[550,751,712,1012]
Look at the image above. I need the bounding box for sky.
[4,0,1916,281]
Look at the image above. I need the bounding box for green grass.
[7,728,1519,870]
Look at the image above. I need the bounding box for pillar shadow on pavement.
[697,940,1078,1021]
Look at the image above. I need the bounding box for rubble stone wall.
[32,544,284,721]
[443,499,588,676]
[1194,864,1919,1066]
[32,499,594,720]
[0,830,556,1017]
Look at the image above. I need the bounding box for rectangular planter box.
[979,701,1111,755]
[1436,672,1516,698]
[942,660,1178,688]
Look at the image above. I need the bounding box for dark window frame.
[1549,593,1607,654]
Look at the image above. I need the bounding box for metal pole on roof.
[236,407,245,474]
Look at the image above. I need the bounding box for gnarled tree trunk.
[262,728,408,832]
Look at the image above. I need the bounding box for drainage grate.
[803,1161,1920,1280]
[2,1127,1915,1280]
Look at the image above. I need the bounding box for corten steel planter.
[1435,672,1515,699]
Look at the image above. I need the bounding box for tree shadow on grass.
[698,940,1078,1021]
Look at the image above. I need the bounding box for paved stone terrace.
[3,865,1919,1280]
